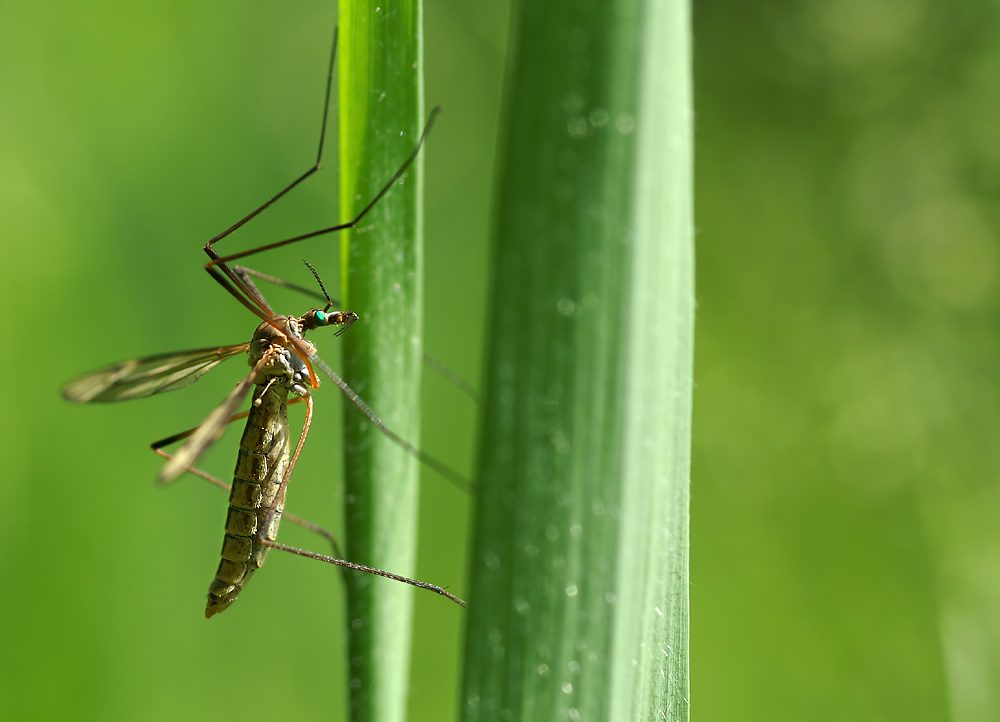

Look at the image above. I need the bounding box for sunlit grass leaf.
[461,1,692,720]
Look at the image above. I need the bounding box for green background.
[1,1,995,720]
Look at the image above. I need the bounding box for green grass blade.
[461,0,692,719]
[608,1,693,716]
[338,3,425,721]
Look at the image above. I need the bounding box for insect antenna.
[233,264,481,405]
[301,259,332,305]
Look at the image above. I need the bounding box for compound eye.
[314,310,327,325]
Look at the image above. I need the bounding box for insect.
[62,28,466,616]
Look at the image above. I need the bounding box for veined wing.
[157,355,265,484]
[62,344,249,403]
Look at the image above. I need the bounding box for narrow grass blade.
[462,1,693,719]
[338,3,425,721]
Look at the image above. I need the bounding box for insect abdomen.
[205,384,290,618]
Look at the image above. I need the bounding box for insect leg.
[217,260,477,491]
[249,393,466,606]
[151,398,343,558]
[233,265,326,305]
[233,262,483,406]
[204,106,442,271]
[195,16,437,320]
[197,25,340,323]
[157,360,265,484]
[150,395,311,483]
[256,391,315,554]
[261,539,467,607]
[154,448,342,558]
[150,409,256,459]
[203,27,339,262]
[309,352,473,494]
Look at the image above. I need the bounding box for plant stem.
[338,3,425,721]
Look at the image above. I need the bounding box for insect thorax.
[248,315,316,393]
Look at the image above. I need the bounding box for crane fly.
[62,28,466,616]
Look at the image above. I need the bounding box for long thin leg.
[420,353,483,407]
[234,265,327,305]
[157,359,267,484]
[150,396,308,453]
[260,539,467,607]
[255,395,466,606]
[260,392,316,540]
[234,263,483,406]
[235,261,478,382]
[152,446,343,559]
[227,267,473,493]
[177,25,465,493]
[196,19,437,318]
[195,26,339,336]
[309,352,472,493]
[150,388,346,559]
[200,103,442,354]
[205,30,337,254]
[151,402,465,605]
[205,107,441,268]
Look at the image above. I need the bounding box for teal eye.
[315,310,327,325]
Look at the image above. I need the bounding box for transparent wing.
[62,344,249,403]
[157,356,264,483]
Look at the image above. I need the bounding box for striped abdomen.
[205,382,290,618]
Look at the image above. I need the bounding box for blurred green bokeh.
[2,1,998,720]
[694,2,1000,720]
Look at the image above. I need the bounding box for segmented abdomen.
[205,383,290,618]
